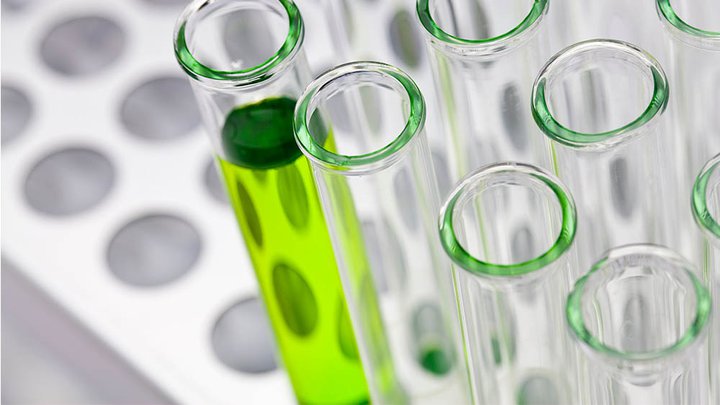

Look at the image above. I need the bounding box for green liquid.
[218,97,368,404]
[419,346,452,376]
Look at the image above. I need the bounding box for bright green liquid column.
[217,97,369,404]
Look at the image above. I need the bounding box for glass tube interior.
[704,163,720,226]
[183,0,289,71]
[296,62,471,403]
[693,155,720,241]
[571,247,707,358]
[449,165,566,269]
[306,72,409,158]
[663,0,720,33]
[541,44,655,135]
[440,164,577,405]
[425,0,537,40]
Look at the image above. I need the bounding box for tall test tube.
[657,0,720,218]
[173,1,368,403]
[439,162,578,405]
[567,244,712,405]
[531,39,680,267]
[294,62,471,405]
[691,153,720,404]
[416,0,552,180]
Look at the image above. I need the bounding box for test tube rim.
[656,0,720,49]
[415,0,548,51]
[438,162,577,277]
[531,39,668,149]
[692,154,720,244]
[293,61,426,174]
[565,244,711,364]
[173,0,304,86]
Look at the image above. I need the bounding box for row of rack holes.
[3,5,275,375]
[1,75,202,144]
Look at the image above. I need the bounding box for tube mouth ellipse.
[416,0,548,56]
[532,39,668,150]
[656,0,720,50]
[692,154,720,244]
[293,61,425,174]
[439,162,576,277]
[566,244,711,365]
[173,0,304,87]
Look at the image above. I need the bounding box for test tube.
[531,39,681,268]
[567,244,711,405]
[657,0,720,227]
[294,61,472,405]
[439,162,578,405]
[416,0,553,181]
[173,1,369,403]
[691,153,720,404]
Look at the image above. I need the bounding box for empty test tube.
[531,39,682,268]
[416,0,553,181]
[439,162,578,405]
[567,244,711,405]
[657,0,720,258]
[691,153,720,404]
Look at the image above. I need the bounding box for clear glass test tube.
[567,244,712,405]
[416,0,552,181]
[656,0,720,212]
[328,0,456,197]
[294,61,471,405]
[531,39,682,268]
[173,1,369,403]
[438,162,578,405]
[691,153,720,404]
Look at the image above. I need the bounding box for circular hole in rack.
[120,76,200,141]
[107,214,202,287]
[211,297,278,374]
[24,147,115,216]
[204,159,228,204]
[1,84,33,145]
[40,16,125,76]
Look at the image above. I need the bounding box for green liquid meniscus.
[218,97,369,404]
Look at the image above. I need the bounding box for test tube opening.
[175,0,302,83]
[417,0,547,48]
[657,0,720,41]
[294,62,425,173]
[692,154,720,244]
[532,39,668,148]
[440,163,576,277]
[567,245,711,365]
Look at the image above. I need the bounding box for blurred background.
[1,0,434,403]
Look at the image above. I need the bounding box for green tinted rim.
[174,0,303,82]
[657,0,720,39]
[692,154,720,240]
[566,245,711,361]
[439,163,576,277]
[532,40,669,147]
[416,0,547,46]
[294,61,425,171]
